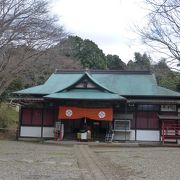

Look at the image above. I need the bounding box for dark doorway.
[61,119,109,141]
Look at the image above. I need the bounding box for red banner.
[59,106,113,121]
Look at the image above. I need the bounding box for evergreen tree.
[134,52,151,70]
[106,55,126,70]
[59,36,107,69]
[127,52,151,71]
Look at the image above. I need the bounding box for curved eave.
[124,95,180,99]
[44,97,126,101]
[13,85,46,95]
[44,95,126,101]
[44,89,126,101]
[55,72,115,94]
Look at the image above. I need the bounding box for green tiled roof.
[44,89,125,100]
[15,71,180,98]
[57,72,114,93]
[91,73,158,96]
[16,73,83,95]
[153,86,180,97]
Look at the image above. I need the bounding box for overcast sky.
[51,0,150,63]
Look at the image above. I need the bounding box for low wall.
[114,130,160,141]
[20,126,54,138]
[20,126,160,141]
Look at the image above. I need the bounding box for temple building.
[14,70,180,143]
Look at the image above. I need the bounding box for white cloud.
[51,0,149,63]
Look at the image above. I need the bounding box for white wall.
[113,130,135,141]
[20,126,41,137]
[20,126,160,141]
[114,130,160,141]
[20,126,54,138]
[136,130,160,141]
[129,130,135,141]
[43,127,54,137]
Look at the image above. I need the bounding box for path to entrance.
[1,141,180,180]
[74,145,108,180]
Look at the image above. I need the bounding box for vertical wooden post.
[31,108,33,125]
[159,118,162,142]
[176,119,178,144]
[135,104,137,141]
[125,102,127,141]
[162,121,164,144]
[41,104,44,140]
[17,106,22,140]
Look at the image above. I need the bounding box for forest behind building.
[2,35,180,101]
[0,0,180,101]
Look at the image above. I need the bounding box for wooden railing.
[162,122,180,144]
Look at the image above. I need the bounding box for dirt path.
[74,145,108,180]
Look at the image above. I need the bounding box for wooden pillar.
[135,104,137,141]
[41,104,44,140]
[159,118,162,142]
[17,106,22,140]
[125,101,127,114]
[176,119,178,144]
[125,102,127,141]
[31,108,33,125]
[158,105,161,142]
[162,120,165,144]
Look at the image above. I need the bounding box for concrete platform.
[18,138,180,147]
[43,140,162,147]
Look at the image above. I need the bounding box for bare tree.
[0,0,66,95]
[138,0,180,71]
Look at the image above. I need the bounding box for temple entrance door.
[86,120,109,141]
[62,118,109,141]
[59,106,113,141]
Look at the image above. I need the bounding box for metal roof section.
[14,85,45,95]
[57,72,115,93]
[91,73,158,96]
[14,70,180,98]
[15,73,83,95]
[154,86,180,96]
[44,89,126,100]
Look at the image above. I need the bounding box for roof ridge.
[54,69,152,75]
[54,72,116,94]
[84,72,116,93]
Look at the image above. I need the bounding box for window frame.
[161,105,176,112]
[114,120,131,131]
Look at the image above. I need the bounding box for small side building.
[14,70,180,143]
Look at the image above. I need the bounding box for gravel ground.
[0,140,180,180]
[93,147,180,180]
[0,140,81,180]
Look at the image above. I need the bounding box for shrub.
[0,103,18,131]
